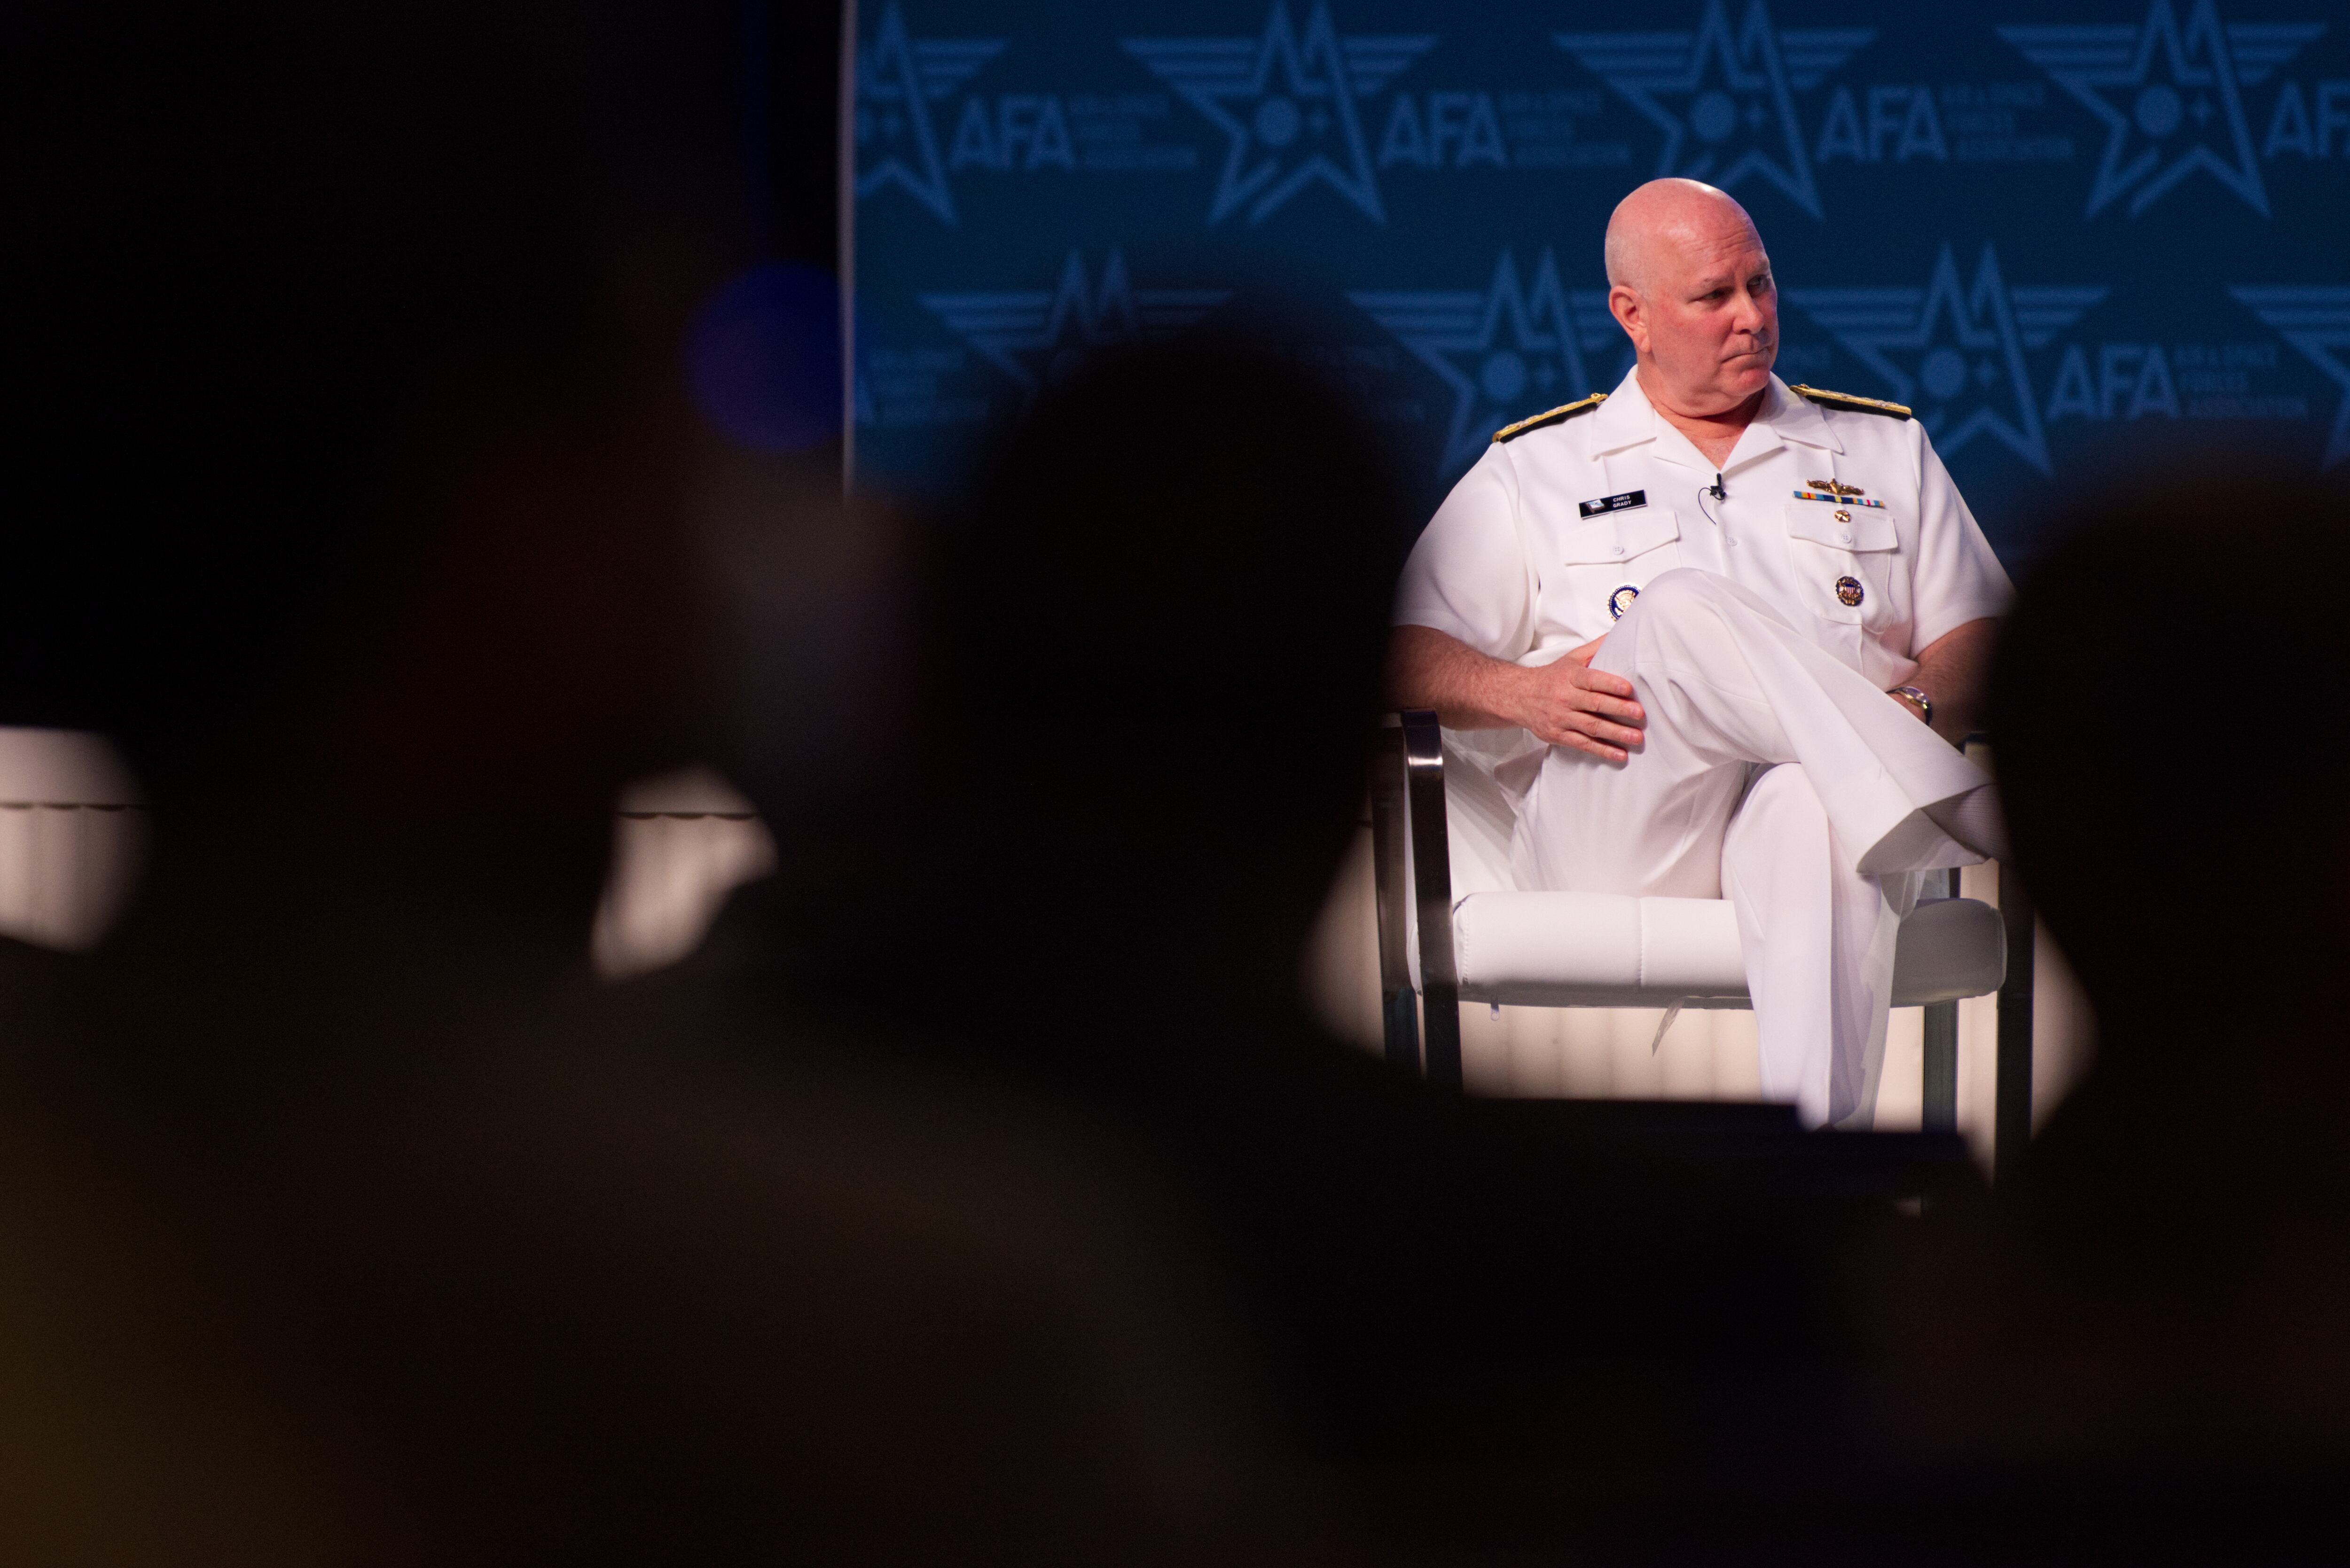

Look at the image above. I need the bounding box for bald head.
[1603,179,1759,294]
[1602,178,1778,419]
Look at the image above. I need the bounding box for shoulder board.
[1492,393,1606,444]
[1788,383,1911,420]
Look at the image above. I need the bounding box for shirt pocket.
[1782,501,1898,626]
[1541,506,1684,640]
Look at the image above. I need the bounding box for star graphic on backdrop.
[2231,287,2350,468]
[2000,0,2325,218]
[854,2,1006,225]
[1557,0,1875,219]
[920,250,1231,405]
[1126,3,1434,225]
[1351,250,1604,477]
[1789,245,2108,473]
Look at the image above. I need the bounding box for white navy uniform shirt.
[1395,368,2013,693]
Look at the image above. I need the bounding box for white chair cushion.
[1450,892,2003,1009]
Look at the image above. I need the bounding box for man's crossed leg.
[1511,569,1997,1127]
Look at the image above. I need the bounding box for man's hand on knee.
[1520,637,1646,763]
[1387,624,1646,763]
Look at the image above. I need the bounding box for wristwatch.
[1888,685,1933,724]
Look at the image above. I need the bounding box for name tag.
[1577,490,1646,518]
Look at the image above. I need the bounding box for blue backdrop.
[848,0,2349,561]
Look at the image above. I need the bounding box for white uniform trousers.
[1510,569,1995,1128]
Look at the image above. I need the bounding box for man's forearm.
[1906,616,1997,743]
[1388,624,1646,761]
[1386,624,1530,730]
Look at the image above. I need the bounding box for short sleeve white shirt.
[1394,368,2013,691]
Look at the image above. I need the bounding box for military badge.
[1607,584,1641,620]
[1835,576,1865,608]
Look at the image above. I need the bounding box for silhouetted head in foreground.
[11,12,1315,1565]
[1827,475,2350,1560]
[1989,475,2349,1054]
[869,336,1406,1014]
[17,0,744,905]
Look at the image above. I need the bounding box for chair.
[1370,711,2037,1155]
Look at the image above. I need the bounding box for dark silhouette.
[8,3,2122,1561]
[1787,477,2350,1564]
[768,336,1967,1529]
[4,5,1299,1561]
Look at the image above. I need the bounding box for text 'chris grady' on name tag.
[1578,490,1646,519]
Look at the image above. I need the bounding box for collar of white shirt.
[1584,368,1844,471]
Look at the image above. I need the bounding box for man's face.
[1611,219,1778,417]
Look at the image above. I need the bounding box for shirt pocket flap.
[1557,506,1681,565]
[1783,502,1897,552]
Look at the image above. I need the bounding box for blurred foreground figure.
[785,336,1943,1535]
[1824,478,2350,1561]
[4,4,1283,1561]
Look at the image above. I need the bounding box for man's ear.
[1607,283,1646,355]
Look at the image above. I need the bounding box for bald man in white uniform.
[1390,179,2011,1128]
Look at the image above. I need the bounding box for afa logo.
[1788,245,2107,474]
[854,3,1007,225]
[1350,250,1620,477]
[918,250,1231,404]
[1999,0,2329,218]
[1555,0,1878,218]
[2231,287,2350,467]
[1124,2,1436,224]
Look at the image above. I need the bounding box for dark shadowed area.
[4,4,1304,1561]
[8,2,2348,1563]
[1775,479,2350,1564]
